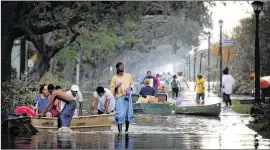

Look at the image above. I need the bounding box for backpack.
[171,79,178,88]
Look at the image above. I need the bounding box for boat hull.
[133,103,173,115]
[175,103,221,116]
[31,114,115,132]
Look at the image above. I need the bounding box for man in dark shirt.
[139,79,156,98]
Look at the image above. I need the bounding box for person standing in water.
[39,84,76,127]
[222,67,235,107]
[110,62,135,133]
[195,74,206,104]
[177,72,189,98]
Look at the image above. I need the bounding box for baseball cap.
[71,85,79,91]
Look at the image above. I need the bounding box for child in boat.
[139,79,156,98]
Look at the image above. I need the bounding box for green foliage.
[38,73,72,91]
[1,76,36,121]
[1,73,72,121]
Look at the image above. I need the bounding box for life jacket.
[14,106,37,117]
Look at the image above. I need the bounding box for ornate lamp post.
[252,1,264,102]
[218,19,223,97]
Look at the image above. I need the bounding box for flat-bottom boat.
[175,103,221,116]
[31,114,115,132]
[133,103,173,115]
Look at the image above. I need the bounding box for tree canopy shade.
[1,1,213,83]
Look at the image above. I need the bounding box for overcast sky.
[199,1,253,50]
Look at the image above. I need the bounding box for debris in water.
[58,127,73,133]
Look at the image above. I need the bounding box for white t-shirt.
[222,74,235,95]
[178,76,186,88]
[63,90,84,116]
[93,88,115,113]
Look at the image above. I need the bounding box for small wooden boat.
[133,103,173,115]
[31,114,115,132]
[175,103,221,116]
[2,116,38,133]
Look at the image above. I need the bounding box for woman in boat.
[31,84,52,117]
[39,84,77,128]
[110,62,135,133]
[139,79,156,98]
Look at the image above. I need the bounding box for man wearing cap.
[66,85,84,117]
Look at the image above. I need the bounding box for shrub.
[1,73,73,121]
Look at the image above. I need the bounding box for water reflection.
[2,114,270,149]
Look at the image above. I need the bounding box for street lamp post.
[207,32,211,94]
[252,1,264,102]
[218,19,223,97]
[199,50,203,73]
[193,48,197,88]
[188,54,191,81]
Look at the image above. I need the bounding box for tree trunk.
[27,53,51,84]
[1,1,23,82]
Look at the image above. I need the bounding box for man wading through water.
[110,62,135,133]
[39,84,76,128]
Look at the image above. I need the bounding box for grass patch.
[231,100,252,114]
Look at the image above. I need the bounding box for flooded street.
[2,111,270,149]
[2,86,269,149]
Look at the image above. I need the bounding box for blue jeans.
[59,100,76,127]
[196,93,205,102]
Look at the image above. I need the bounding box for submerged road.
[2,88,270,149]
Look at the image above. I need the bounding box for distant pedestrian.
[171,75,180,100]
[195,74,205,104]
[222,67,235,107]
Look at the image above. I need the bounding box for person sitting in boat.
[195,74,206,104]
[139,79,156,98]
[143,71,158,89]
[155,74,161,89]
[14,106,37,117]
[30,84,52,117]
[51,85,62,117]
[39,84,77,128]
[250,71,270,88]
[66,85,84,117]
[90,86,116,115]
